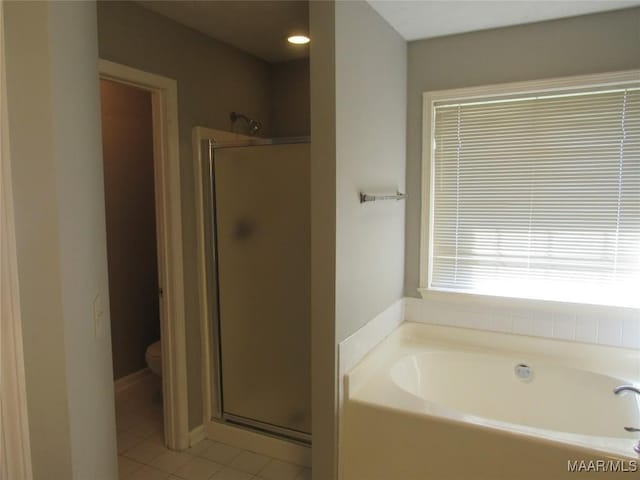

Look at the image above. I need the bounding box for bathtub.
[341,322,640,480]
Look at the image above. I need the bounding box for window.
[422,73,640,308]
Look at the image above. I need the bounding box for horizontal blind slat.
[430,85,640,307]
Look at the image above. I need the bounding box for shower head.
[247,119,262,135]
[230,111,262,135]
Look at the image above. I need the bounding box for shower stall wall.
[202,138,311,443]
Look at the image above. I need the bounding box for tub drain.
[514,363,533,382]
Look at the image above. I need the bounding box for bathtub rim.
[344,321,640,461]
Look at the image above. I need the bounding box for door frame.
[192,126,252,425]
[99,60,189,450]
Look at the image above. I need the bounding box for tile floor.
[116,374,311,480]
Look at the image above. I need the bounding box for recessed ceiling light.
[287,35,310,45]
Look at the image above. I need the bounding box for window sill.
[417,287,640,317]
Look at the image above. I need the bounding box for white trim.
[417,288,639,317]
[98,59,189,450]
[113,368,151,394]
[192,127,212,424]
[419,87,433,291]
[189,425,206,447]
[0,0,33,474]
[192,126,252,426]
[421,69,640,110]
[205,421,311,467]
[419,69,640,303]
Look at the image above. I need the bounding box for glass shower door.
[213,142,311,439]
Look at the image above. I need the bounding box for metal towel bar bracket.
[359,191,407,203]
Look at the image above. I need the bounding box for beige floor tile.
[119,455,144,478]
[127,465,170,480]
[150,450,193,474]
[229,450,270,475]
[210,466,253,480]
[115,369,168,480]
[185,439,215,457]
[295,468,312,480]
[116,411,142,432]
[124,440,169,464]
[128,419,164,440]
[199,442,242,465]
[118,430,147,454]
[115,375,161,412]
[145,429,166,447]
[173,456,223,480]
[257,459,303,480]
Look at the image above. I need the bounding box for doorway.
[98,60,189,452]
[100,77,165,453]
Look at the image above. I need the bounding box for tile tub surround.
[338,299,405,378]
[405,296,640,350]
[338,296,638,386]
[116,376,310,480]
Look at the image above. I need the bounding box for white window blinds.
[430,87,640,307]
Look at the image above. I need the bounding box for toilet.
[145,340,162,377]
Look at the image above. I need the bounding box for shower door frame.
[193,127,313,451]
[99,60,189,450]
[192,127,253,431]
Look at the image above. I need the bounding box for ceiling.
[136,1,309,63]
[366,1,640,41]
[136,1,639,61]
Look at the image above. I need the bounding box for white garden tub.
[341,322,640,480]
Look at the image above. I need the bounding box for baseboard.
[189,425,206,447]
[205,420,311,467]
[114,368,151,394]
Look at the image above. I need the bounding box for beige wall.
[97,1,274,429]
[271,59,310,137]
[309,2,337,479]
[5,1,117,478]
[309,1,407,478]
[404,7,640,296]
[335,1,406,342]
[100,79,160,380]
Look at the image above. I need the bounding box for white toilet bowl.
[145,340,162,377]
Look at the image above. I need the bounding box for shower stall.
[201,135,311,443]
